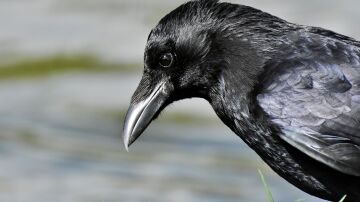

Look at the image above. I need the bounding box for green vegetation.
[258,169,348,202]
[258,169,275,202]
[0,54,140,80]
[339,195,347,202]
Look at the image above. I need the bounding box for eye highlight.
[159,53,174,68]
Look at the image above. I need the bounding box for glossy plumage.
[123,0,360,201]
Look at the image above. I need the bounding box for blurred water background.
[0,0,359,202]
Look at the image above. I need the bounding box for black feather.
[142,1,360,201]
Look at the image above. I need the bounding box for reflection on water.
[1,0,359,201]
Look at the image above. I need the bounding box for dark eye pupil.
[159,53,173,67]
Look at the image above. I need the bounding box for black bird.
[123,0,360,201]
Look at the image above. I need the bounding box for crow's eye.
[159,53,174,68]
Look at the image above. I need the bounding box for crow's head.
[123,0,288,150]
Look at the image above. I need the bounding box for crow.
[123,0,360,201]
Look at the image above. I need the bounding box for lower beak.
[123,82,169,151]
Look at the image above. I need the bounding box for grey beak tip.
[122,82,167,152]
[123,106,135,152]
[123,128,131,152]
[123,139,129,152]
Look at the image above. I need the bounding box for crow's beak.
[123,81,169,151]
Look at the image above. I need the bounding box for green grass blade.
[258,169,275,202]
[339,195,347,202]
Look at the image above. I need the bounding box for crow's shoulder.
[305,26,360,48]
[256,35,360,176]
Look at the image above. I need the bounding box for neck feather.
[208,72,328,194]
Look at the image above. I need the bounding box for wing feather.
[257,33,360,176]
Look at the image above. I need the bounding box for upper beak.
[123,81,169,151]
